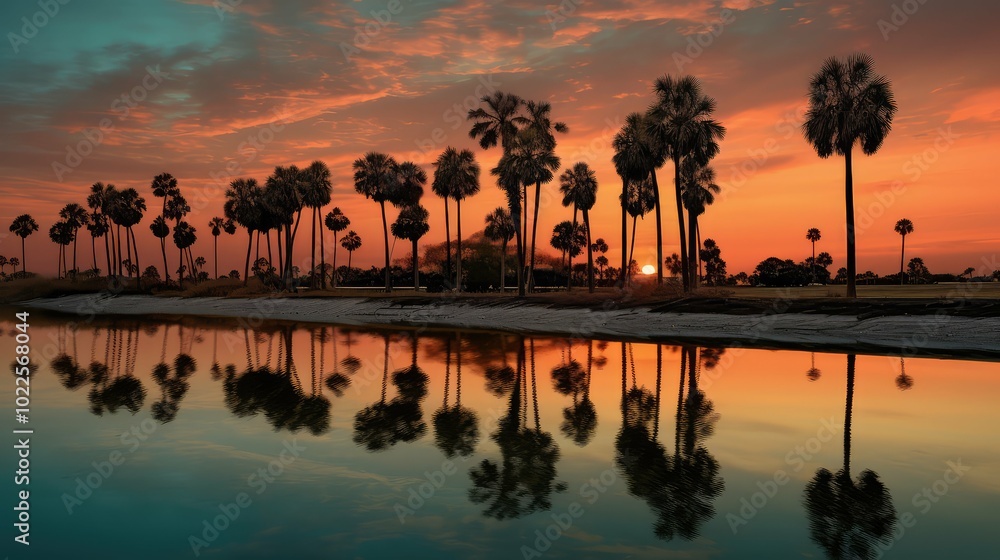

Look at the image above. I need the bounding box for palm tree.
[224,178,262,286]
[9,214,38,275]
[648,75,726,291]
[492,162,527,296]
[120,188,146,288]
[48,221,74,278]
[85,212,109,273]
[679,160,720,290]
[59,203,88,279]
[806,228,822,283]
[613,112,663,287]
[209,217,236,279]
[87,182,116,277]
[324,208,350,287]
[265,165,307,289]
[151,173,179,281]
[391,205,430,289]
[353,152,402,292]
[620,174,656,286]
[149,216,170,282]
[484,207,516,292]
[172,222,197,285]
[804,54,897,298]
[302,161,333,288]
[163,192,190,280]
[467,90,524,151]
[432,147,479,291]
[894,218,913,285]
[340,230,362,279]
[522,100,568,291]
[559,162,599,292]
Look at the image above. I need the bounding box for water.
[2,313,997,559]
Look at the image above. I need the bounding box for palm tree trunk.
[310,207,317,288]
[584,208,594,293]
[103,231,111,279]
[620,178,628,289]
[844,354,855,474]
[347,249,352,272]
[21,237,26,274]
[651,171,664,286]
[513,199,525,297]
[266,231,272,268]
[91,234,97,272]
[443,197,452,287]
[116,225,123,277]
[130,228,140,289]
[654,344,662,438]
[412,238,419,289]
[380,201,391,292]
[672,155,689,291]
[688,213,699,290]
[568,207,578,290]
[276,226,284,280]
[319,209,327,289]
[523,187,529,289]
[500,240,507,293]
[844,150,857,298]
[627,215,638,286]
[456,198,463,293]
[529,182,542,292]
[71,230,78,280]
[332,234,339,288]
[899,234,906,285]
[243,230,252,286]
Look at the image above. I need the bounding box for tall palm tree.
[467,90,524,151]
[484,207,516,293]
[119,188,146,288]
[172,221,197,285]
[149,216,170,281]
[620,174,656,286]
[59,203,88,279]
[151,173,179,282]
[492,162,527,296]
[87,182,116,278]
[559,162,599,292]
[209,217,236,279]
[163,192,190,280]
[648,75,726,291]
[302,161,333,289]
[9,214,38,276]
[265,165,307,289]
[613,112,663,287]
[48,221,74,278]
[804,54,897,298]
[894,218,913,285]
[680,160,720,290]
[433,147,479,290]
[224,178,262,286]
[521,101,569,289]
[806,228,822,283]
[340,230,362,277]
[353,152,401,292]
[324,208,350,288]
[391,204,430,289]
[86,212,109,273]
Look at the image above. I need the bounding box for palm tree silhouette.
[613,112,662,287]
[433,333,480,458]
[150,173,179,281]
[559,162,599,292]
[491,153,527,295]
[804,354,897,559]
[620,174,656,286]
[302,161,333,289]
[224,177,262,285]
[391,204,430,289]
[48,221,74,279]
[680,160,720,290]
[484,207,516,292]
[895,356,913,390]
[433,147,480,291]
[172,222,197,285]
[648,76,726,291]
[804,54,897,298]
[353,152,403,292]
[340,230,361,282]
[354,333,430,450]
[807,228,822,283]
[894,218,914,285]
[807,352,822,381]
[521,101,568,292]
[208,216,235,279]
[556,340,598,446]
[324,207,350,288]
[264,165,307,289]
[87,182,117,277]
[467,90,524,151]
[9,214,38,276]
[59,203,88,279]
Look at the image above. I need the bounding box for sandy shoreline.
[17,293,1000,358]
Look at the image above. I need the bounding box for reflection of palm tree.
[554,340,597,446]
[353,333,430,451]
[433,334,480,458]
[88,325,147,415]
[804,354,896,559]
[469,337,566,519]
[807,352,822,381]
[894,357,913,390]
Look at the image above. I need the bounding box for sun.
[641,264,655,275]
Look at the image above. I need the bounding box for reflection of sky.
[2,317,998,559]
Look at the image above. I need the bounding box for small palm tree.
[149,216,170,282]
[804,54,897,298]
[86,212,109,273]
[806,228,822,283]
[391,205,430,289]
[620,174,656,286]
[209,217,236,279]
[433,147,479,291]
[559,162,599,292]
[613,112,662,287]
[9,215,38,276]
[87,182,116,277]
[59,203,88,280]
[340,230,362,279]
[151,173,179,281]
[894,218,913,285]
[324,208,350,287]
[353,152,401,292]
[224,178,262,285]
[484,207,516,292]
[48,221,74,278]
[680,160,720,290]
[172,222,197,285]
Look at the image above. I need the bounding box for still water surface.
[2,314,997,559]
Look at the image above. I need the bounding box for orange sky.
[1,0,998,277]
